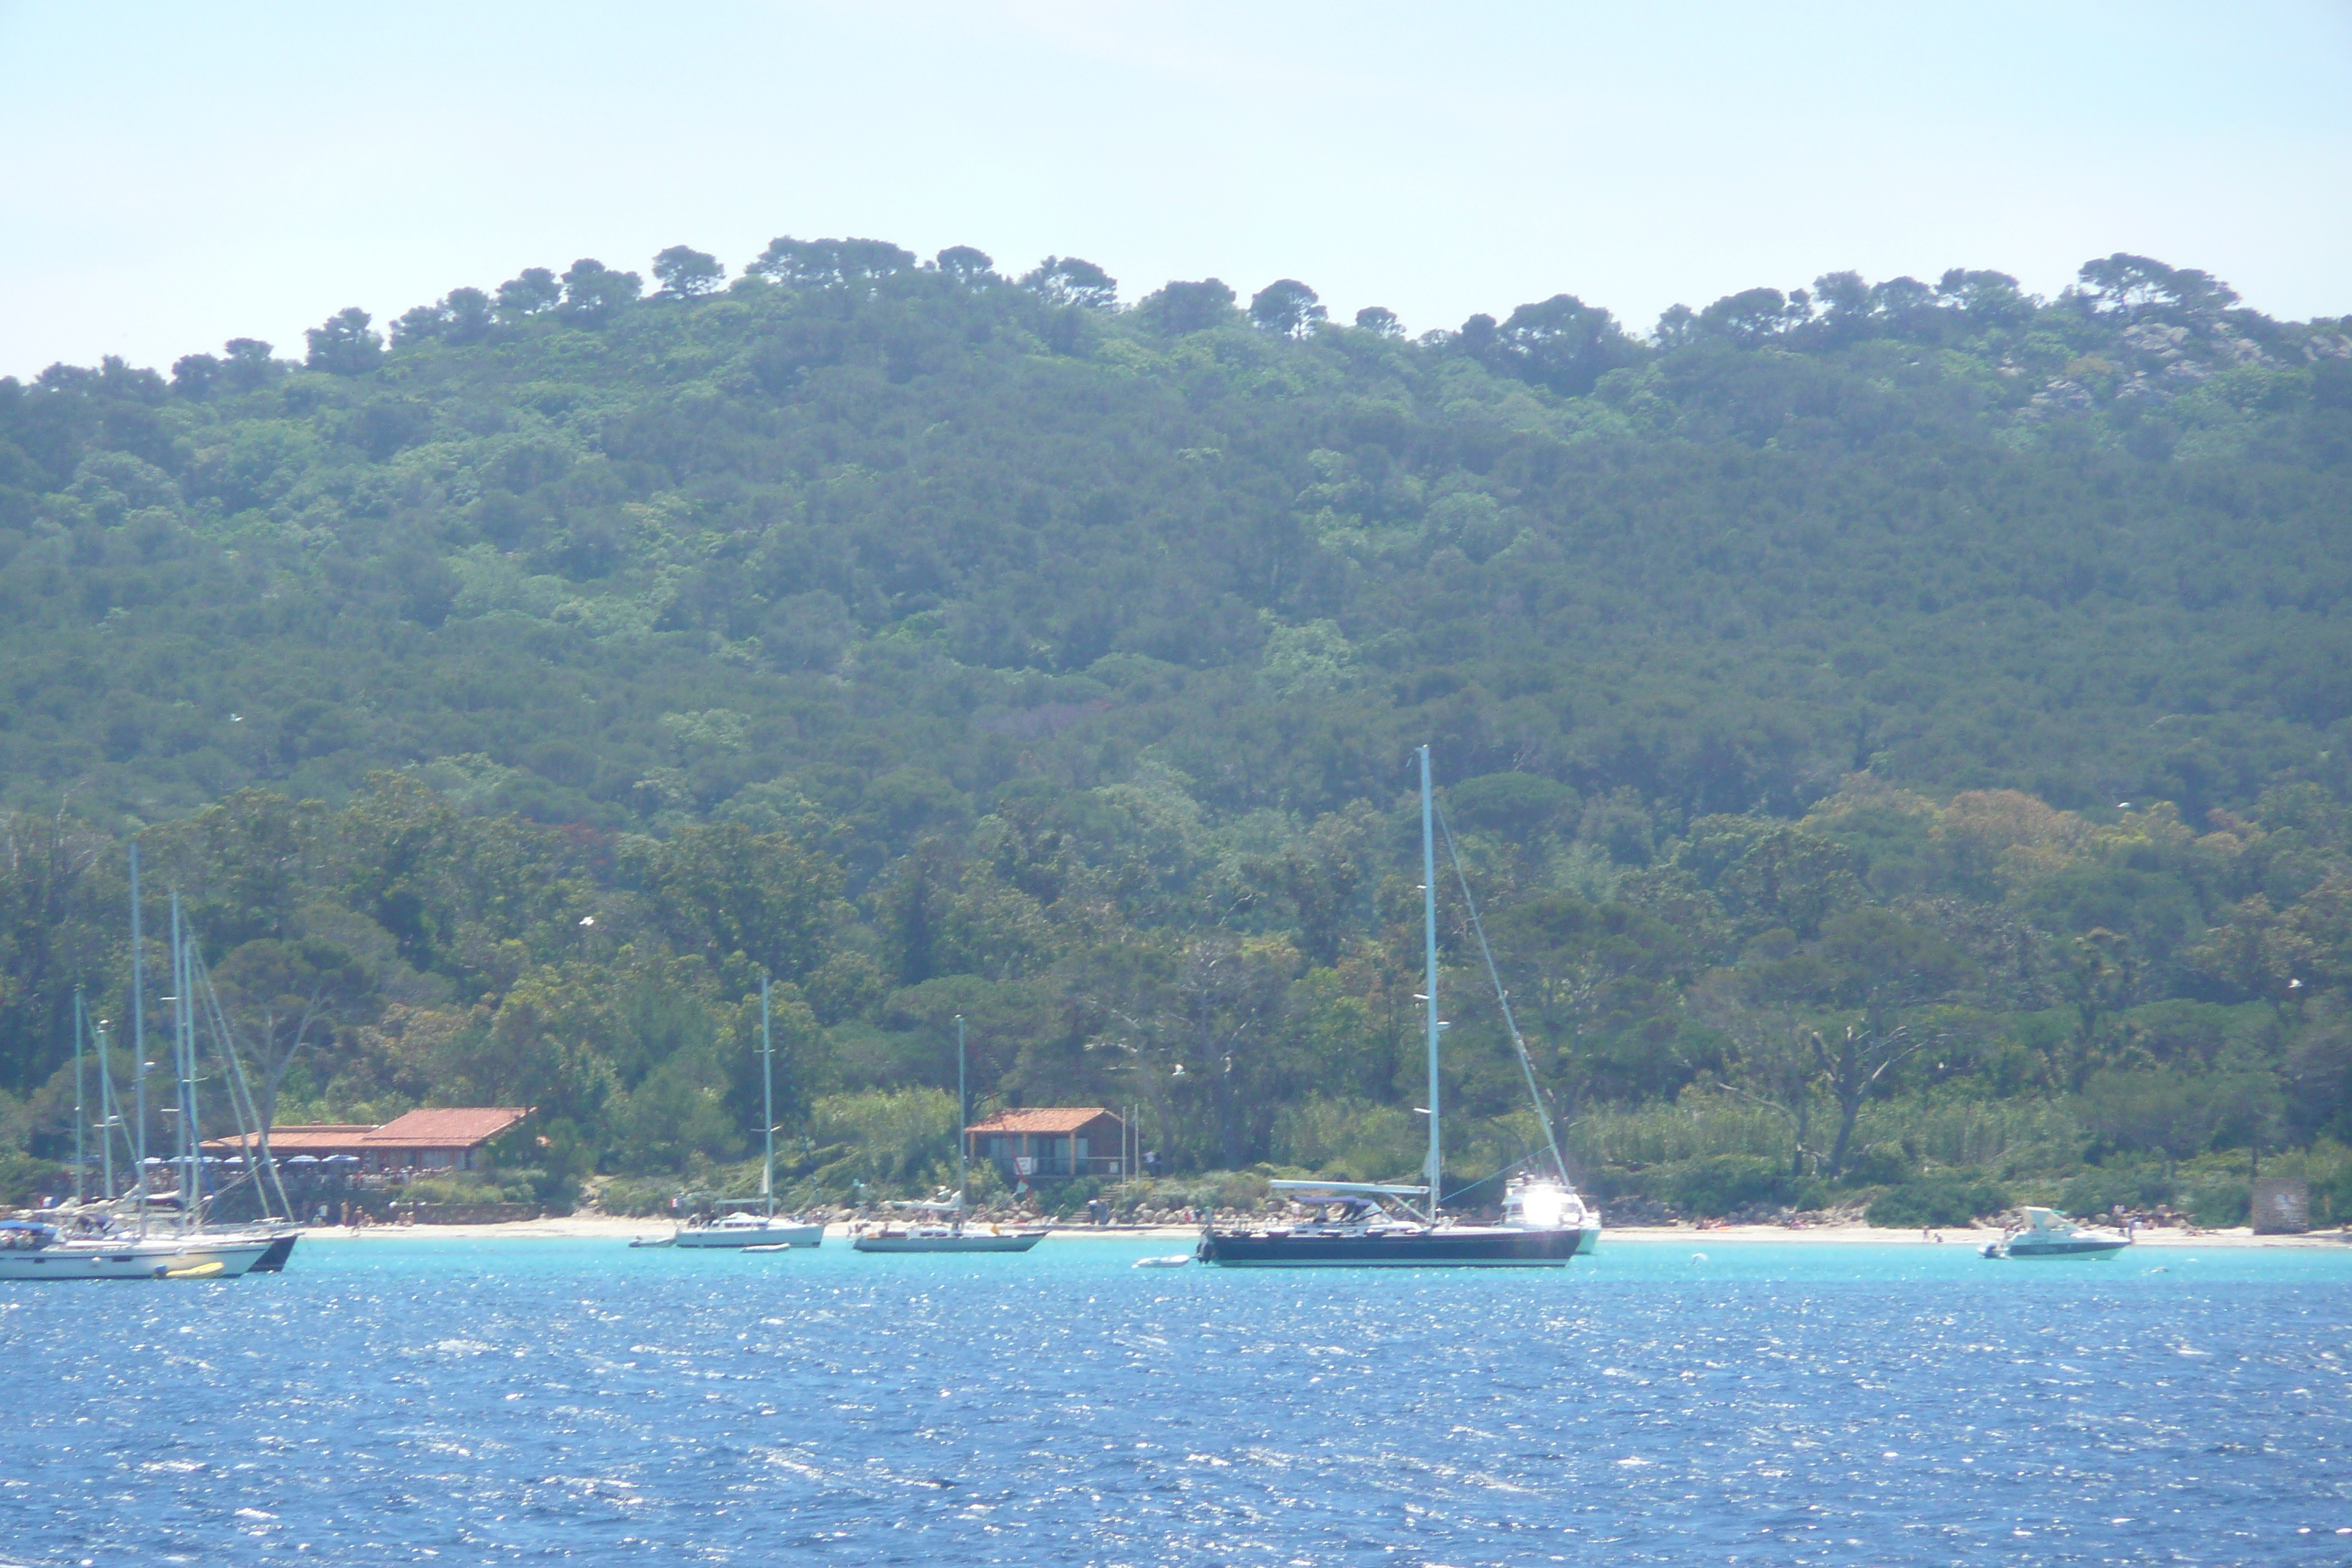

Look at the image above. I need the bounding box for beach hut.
[964,1107,1128,1180]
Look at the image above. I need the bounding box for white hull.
[674,1220,826,1249]
[0,1235,275,1281]
[853,1230,1045,1254]
[1996,1238,2130,1259]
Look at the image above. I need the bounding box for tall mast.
[1420,745,1442,1221]
[197,943,287,1219]
[130,843,148,1237]
[72,987,87,1205]
[96,1022,115,1202]
[760,973,774,1221]
[170,892,187,1231]
[955,1014,968,1208]
[174,893,201,1232]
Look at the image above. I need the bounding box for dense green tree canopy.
[2,236,2349,1219]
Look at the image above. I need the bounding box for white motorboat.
[653,976,826,1251]
[1980,1207,2132,1259]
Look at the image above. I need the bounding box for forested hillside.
[4,241,2349,1222]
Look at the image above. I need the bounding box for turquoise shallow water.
[4,1236,2347,1565]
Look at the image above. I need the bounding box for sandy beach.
[287,1215,2352,1248]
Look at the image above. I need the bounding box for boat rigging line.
[1431,799,1570,1188]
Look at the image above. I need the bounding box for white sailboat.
[653,976,825,1250]
[0,1216,279,1281]
[853,1017,1047,1254]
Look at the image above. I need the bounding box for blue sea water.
[3,1236,2346,1566]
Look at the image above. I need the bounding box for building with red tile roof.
[205,1107,531,1173]
[233,1124,377,1156]
[964,1107,1128,1180]
[362,1108,532,1150]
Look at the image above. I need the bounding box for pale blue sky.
[4,1,2348,378]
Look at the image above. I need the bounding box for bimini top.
[1268,1180,1431,1199]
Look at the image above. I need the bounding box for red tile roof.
[203,1124,375,1155]
[202,1108,530,1156]
[363,1107,530,1148]
[965,1107,1122,1135]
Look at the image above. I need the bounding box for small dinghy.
[1132,1254,1192,1269]
[627,1236,674,1249]
[742,1243,794,1253]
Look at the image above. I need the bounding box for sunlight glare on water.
[4,1237,2346,1564]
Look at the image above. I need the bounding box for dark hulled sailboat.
[1194,1182,1583,1267]
[1196,747,1583,1270]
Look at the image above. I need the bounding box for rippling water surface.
[4,1235,2347,1564]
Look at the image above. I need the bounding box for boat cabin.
[964,1107,1127,1180]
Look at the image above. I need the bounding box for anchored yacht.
[1980,1207,2132,1259]
[851,1017,1047,1255]
[642,977,827,1251]
[1198,748,1589,1270]
[0,1218,279,1281]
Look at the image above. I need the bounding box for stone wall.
[397,1202,541,1226]
[2251,1178,2309,1235]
